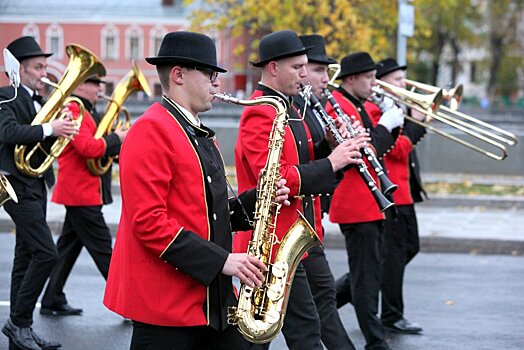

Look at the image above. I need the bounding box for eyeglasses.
[187,67,219,83]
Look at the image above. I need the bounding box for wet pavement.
[0,233,523,350]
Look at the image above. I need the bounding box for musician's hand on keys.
[333,117,349,140]
[352,132,371,150]
[351,119,366,135]
[328,140,363,172]
[222,253,267,288]
[275,178,291,206]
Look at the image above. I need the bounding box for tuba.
[0,174,18,206]
[214,93,322,344]
[14,44,106,177]
[86,61,151,176]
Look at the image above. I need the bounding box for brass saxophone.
[214,93,322,344]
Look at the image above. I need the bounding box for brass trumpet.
[374,80,511,161]
[86,61,151,176]
[14,44,106,177]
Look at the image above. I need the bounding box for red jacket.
[52,100,108,206]
[233,85,334,256]
[366,101,427,206]
[104,100,255,328]
[325,89,395,224]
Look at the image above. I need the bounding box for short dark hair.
[156,65,172,92]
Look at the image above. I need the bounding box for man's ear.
[266,61,278,77]
[171,66,184,84]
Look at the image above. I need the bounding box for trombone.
[404,79,518,149]
[374,80,511,161]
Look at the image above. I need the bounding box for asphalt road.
[1,232,523,350]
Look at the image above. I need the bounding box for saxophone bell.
[218,93,321,343]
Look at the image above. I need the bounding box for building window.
[149,26,167,56]
[45,24,64,59]
[125,25,144,62]
[101,25,119,60]
[22,23,40,43]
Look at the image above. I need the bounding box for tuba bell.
[86,61,151,176]
[14,44,106,177]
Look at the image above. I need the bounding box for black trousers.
[250,263,323,350]
[3,176,58,327]
[130,322,249,350]
[337,221,389,350]
[42,205,112,307]
[380,205,420,324]
[303,245,356,350]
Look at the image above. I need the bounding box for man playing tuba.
[0,36,77,350]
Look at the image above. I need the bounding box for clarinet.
[300,85,393,212]
[323,88,398,196]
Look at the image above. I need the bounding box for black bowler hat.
[84,75,106,84]
[376,58,407,79]
[145,31,226,73]
[252,30,312,67]
[338,52,381,79]
[299,34,337,65]
[6,36,52,62]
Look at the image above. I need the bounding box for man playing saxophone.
[40,74,128,317]
[233,30,365,350]
[0,36,78,350]
[103,31,290,350]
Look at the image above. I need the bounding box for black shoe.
[2,319,40,350]
[383,318,423,334]
[40,303,83,316]
[31,328,61,349]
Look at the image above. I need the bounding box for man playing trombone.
[371,58,427,335]
[0,36,77,350]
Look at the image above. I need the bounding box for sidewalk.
[2,188,523,255]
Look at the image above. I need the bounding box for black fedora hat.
[338,52,381,79]
[84,75,106,84]
[252,30,312,67]
[299,34,337,65]
[145,31,226,73]
[6,36,52,62]
[376,58,407,79]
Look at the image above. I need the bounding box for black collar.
[256,82,292,109]
[161,95,215,139]
[336,86,365,108]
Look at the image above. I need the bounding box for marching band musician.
[40,74,128,317]
[292,34,361,350]
[0,36,78,350]
[371,58,426,335]
[233,30,364,350]
[103,31,290,350]
[325,52,404,350]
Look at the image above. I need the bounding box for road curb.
[323,234,524,256]
[1,219,523,256]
